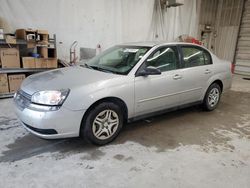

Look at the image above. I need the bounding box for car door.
[177,45,214,105]
[134,46,183,116]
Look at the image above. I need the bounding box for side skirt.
[127,101,203,123]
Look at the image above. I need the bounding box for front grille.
[14,90,31,110]
[18,90,32,100]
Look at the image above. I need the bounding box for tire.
[81,102,123,145]
[202,83,222,111]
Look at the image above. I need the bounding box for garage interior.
[0,0,250,187]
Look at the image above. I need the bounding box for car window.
[146,46,179,72]
[181,47,212,68]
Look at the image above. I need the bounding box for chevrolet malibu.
[14,42,232,145]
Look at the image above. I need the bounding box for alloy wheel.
[208,88,220,107]
[92,110,119,140]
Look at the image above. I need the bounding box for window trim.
[178,44,213,69]
[135,45,181,77]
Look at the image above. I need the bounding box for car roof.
[120,41,204,48]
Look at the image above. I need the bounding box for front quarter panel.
[63,76,135,118]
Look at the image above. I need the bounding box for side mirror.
[137,66,161,76]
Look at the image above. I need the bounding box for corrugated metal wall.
[235,0,250,75]
[199,0,244,62]
[215,0,244,62]
[199,0,218,26]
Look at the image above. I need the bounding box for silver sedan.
[14,42,232,145]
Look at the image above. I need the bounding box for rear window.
[181,47,212,68]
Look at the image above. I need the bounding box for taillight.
[231,63,235,74]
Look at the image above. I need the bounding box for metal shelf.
[0,92,15,99]
[36,45,55,49]
[0,35,56,46]
[0,68,53,74]
[0,39,27,45]
[0,34,57,99]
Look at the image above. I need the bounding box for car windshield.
[84,45,150,75]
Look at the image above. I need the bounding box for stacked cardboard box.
[8,74,26,93]
[0,73,25,94]
[0,74,9,94]
[35,58,48,68]
[22,57,57,68]
[16,28,57,69]
[37,30,49,45]
[0,48,20,68]
[5,35,17,44]
[22,57,36,68]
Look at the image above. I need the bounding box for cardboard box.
[22,57,36,68]
[45,58,57,68]
[35,58,47,68]
[16,29,36,40]
[37,30,48,35]
[37,40,49,46]
[38,47,48,58]
[0,74,9,94]
[5,35,17,44]
[8,74,26,93]
[37,30,49,41]
[16,29,26,39]
[0,48,20,68]
[47,58,57,68]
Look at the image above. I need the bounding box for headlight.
[31,89,70,106]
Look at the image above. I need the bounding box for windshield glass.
[85,45,150,75]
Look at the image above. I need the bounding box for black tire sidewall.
[82,102,123,145]
[203,83,221,111]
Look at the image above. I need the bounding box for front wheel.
[203,83,222,111]
[81,102,123,145]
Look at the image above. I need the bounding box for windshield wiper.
[90,66,123,74]
[80,63,93,69]
[90,66,114,73]
[80,64,122,75]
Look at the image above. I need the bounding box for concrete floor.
[0,75,250,188]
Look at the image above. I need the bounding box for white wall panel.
[0,0,198,61]
[0,0,154,61]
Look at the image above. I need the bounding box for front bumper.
[14,92,86,139]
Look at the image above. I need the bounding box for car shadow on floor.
[0,106,204,162]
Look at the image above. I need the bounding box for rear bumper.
[14,102,86,139]
[222,73,233,92]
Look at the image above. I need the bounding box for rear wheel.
[81,102,123,145]
[203,83,221,111]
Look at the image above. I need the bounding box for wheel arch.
[202,78,224,101]
[79,97,128,136]
[211,79,223,92]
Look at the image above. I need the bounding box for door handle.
[205,69,211,74]
[173,74,182,80]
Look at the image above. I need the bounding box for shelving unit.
[0,92,15,99]
[0,39,27,45]
[0,68,54,74]
[0,34,57,99]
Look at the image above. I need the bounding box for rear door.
[177,45,214,104]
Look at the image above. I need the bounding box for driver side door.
[134,46,184,116]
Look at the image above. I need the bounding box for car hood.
[21,66,121,95]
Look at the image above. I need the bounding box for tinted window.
[181,47,212,68]
[145,47,179,72]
